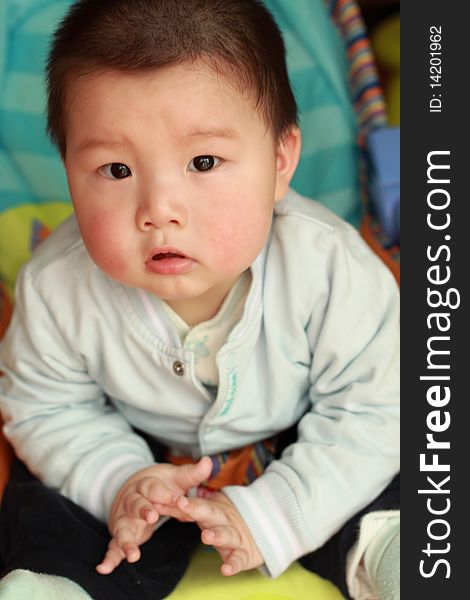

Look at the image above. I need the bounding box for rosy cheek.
[78,212,128,276]
[94,248,128,277]
[208,208,269,270]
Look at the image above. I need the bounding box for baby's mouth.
[146,248,195,275]
[152,252,185,261]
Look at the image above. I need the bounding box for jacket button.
[172,360,185,376]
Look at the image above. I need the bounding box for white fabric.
[346,510,400,600]
[162,270,251,386]
[0,570,93,600]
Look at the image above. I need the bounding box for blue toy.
[367,126,400,244]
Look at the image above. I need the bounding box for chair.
[0,1,399,597]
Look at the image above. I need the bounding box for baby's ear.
[274,126,301,201]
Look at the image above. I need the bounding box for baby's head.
[47,0,298,155]
[46,0,302,323]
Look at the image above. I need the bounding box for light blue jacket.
[0,188,399,577]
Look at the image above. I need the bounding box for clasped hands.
[96,457,263,577]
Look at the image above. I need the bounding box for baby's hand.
[96,456,213,575]
[165,491,263,576]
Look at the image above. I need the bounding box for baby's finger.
[96,540,126,575]
[201,526,241,549]
[152,502,193,522]
[113,524,142,563]
[123,492,159,524]
[136,478,180,506]
[220,548,250,577]
[176,495,225,528]
[173,456,213,490]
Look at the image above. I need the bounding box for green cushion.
[168,547,344,599]
[0,202,72,295]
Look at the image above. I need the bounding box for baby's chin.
[139,277,211,302]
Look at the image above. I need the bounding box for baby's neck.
[166,297,221,327]
[165,272,247,327]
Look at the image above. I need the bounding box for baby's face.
[64,63,291,321]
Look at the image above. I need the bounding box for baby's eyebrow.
[182,127,239,141]
[75,138,130,154]
[75,129,238,153]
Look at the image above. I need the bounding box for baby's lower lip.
[145,255,196,275]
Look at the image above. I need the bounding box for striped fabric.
[327,0,388,141]
[167,438,277,490]
[327,0,400,279]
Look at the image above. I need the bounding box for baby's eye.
[99,163,132,179]
[188,155,221,172]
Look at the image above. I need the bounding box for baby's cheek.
[79,215,129,276]
[210,225,246,267]
[210,212,270,269]
[95,248,129,278]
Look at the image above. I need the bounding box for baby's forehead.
[65,61,267,125]
[63,62,274,146]
[69,60,253,97]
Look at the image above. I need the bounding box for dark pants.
[0,436,399,600]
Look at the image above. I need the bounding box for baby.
[0,1,399,599]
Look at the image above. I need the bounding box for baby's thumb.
[176,456,213,490]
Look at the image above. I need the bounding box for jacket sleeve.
[224,225,400,577]
[0,267,155,522]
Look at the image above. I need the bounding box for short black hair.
[46,0,298,156]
